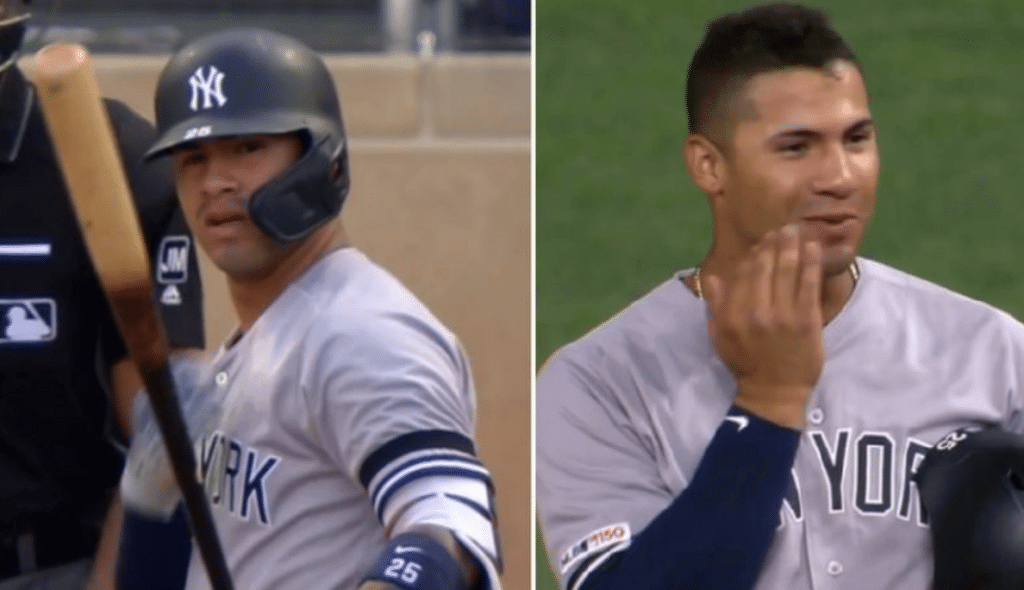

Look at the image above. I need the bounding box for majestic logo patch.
[157,236,190,284]
[189,65,227,111]
[559,522,631,574]
[0,298,56,344]
[161,285,182,306]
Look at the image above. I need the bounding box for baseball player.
[536,4,1024,590]
[116,28,502,590]
[0,0,204,588]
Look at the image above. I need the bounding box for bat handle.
[141,364,235,590]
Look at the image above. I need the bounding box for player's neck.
[819,265,857,324]
[227,223,350,333]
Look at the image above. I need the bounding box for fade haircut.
[686,3,861,140]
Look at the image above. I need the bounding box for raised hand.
[701,223,824,429]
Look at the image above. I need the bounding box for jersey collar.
[0,66,33,165]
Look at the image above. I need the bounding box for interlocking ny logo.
[189,65,227,111]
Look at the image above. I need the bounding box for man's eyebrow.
[768,117,874,142]
[844,117,875,134]
[770,128,820,142]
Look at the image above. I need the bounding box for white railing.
[383,0,458,53]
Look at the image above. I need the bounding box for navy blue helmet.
[147,28,349,242]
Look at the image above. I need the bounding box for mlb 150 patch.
[0,298,56,344]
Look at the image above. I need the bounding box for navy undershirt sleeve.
[117,504,192,590]
[579,404,801,590]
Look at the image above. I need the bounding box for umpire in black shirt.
[0,1,205,588]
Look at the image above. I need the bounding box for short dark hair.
[685,3,860,137]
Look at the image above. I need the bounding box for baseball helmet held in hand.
[146,27,350,242]
[914,427,1024,590]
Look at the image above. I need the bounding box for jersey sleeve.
[310,311,502,588]
[536,349,674,589]
[537,347,800,590]
[311,311,476,471]
[998,311,1024,434]
[104,98,205,350]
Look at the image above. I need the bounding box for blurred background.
[20,2,530,590]
[536,0,1024,588]
[23,0,529,53]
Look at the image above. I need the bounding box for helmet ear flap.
[247,135,348,242]
[331,142,350,200]
[146,28,350,238]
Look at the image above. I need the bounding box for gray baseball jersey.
[537,258,1024,590]
[173,248,501,590]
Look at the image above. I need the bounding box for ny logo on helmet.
[189,65,227,111]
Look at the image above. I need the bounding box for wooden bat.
[22,43,235,590]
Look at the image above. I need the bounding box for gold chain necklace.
[692,261,860,300]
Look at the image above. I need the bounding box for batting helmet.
[146,27,349,242]
[914,427,1024,590]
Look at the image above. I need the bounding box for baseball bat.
[23,43,235,590]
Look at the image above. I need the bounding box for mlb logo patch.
[0,298,56,344]
[559,522,631,574]
[157,236,190,284]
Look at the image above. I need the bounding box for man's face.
[172,133,304,279]
[718,61,879,277]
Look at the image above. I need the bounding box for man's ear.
[683,134,727,195]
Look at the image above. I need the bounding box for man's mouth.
[205,212,247,227]
[802,212,857,225]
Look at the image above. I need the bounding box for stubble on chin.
[820,243,857,279]
[211,245,275,279]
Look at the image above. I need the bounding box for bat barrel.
[24,42,151,294]
[24,43,235,590]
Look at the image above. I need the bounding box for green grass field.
[535,1,1024,588]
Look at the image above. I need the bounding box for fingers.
[741,224,807,322]
[705,224,822,336]
[705,223,823,322]
[701,223,826,426]
[797,240,823,325]
[774,224,822,328]
[750,230,776,328]
[773,224,801,313]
